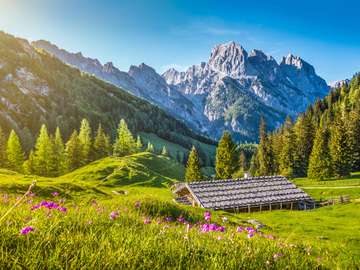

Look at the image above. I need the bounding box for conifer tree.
[347,106,360,171]
[53,127,66,175]
[65,130,82,171]
[78,119,92,164]
[32,124,55,176]
[279,117,296,178]
[185,146,203,182]
[113,119,136,156]
[232,151,246,178]
[136,135,143,151]
[330,115,351,177]
[146,142,154,153]
[293,114,315,177]
[215,131,235,179]
[256,119,273,175]
[161,146,168,156]
[93,124,109,160]
[6,130,24,172]
[308,122,333,180]
[249,149,259,176]
[23,150,35,175]
[0,127,6,167]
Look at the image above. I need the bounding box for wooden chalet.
[172,175,315,212]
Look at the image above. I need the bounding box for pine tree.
[232,151,246,178]
[293,114,315,177]
[32,124,55,176]
[0,127,6,167]
[185,146,203,182]
[65,130,82,171]
[113,119,136,156]
[53,127,66,176]
[146,142,154,153]
[249,149,259,176]
[136,135,143,151]
[279,117,296,178]
[215,131,235,179]
[330,115,351,177]
[308,122,333,180]
[161,146,168,156]
[93,124,109,160]
[256,119,273,176]
[78,119,92,164]
[347,106,360,171]
[23,150,35,175]
[6,130,24,172]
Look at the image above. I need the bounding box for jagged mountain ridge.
[33,40,330,141]
[0,32,213,154]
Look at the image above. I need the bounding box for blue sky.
[0,0,359,82]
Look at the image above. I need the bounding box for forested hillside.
[250,73,360,179]
[0,32,214,154]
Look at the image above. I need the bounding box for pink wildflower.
[247,233,255,238]
[273,253,284,260]
[144,217,151,224]
[236,226,244,233]
[110,211,119,220]
[51,191,59,197]
[134,201,141,208]
[204,211,211,221]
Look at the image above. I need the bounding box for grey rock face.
[33,40,329,141]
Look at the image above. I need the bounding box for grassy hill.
[0,154,359,268]
[0,152,184,199]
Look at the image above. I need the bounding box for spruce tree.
[279,117,296,178]
[65,130,82,171]
[293,114,315,177]
[161,146,168,156]
[0,127,6,167]
[6,130,24,172]
[33,124,55,176]
[146,142,154,153]
[53,127,66,176]
[330,115,351,177]
[185,146,203,182]
[256,119,273,175]
[78,119,92,164]
[308,122,333,180]
[249,149,259,176]
[113,119,136,156]
[215,131,235,179]
[23,150,35,175]
[93,124,109,160]
[136,135,143,151]
[347,106,360,171]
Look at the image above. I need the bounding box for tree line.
[185,132,256,181]
[0,119,167,177]
[185,73,360,181]
[249,73,360,180]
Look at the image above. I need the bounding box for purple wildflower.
[217,235,222,240]
[216,226,225,232]
[134,201,141,208]
[165,217,173,222]
[51,191,59,197]
[20,226,34,235]
[247,233,255,238]
[273,253,284,260]
[177,216,185,223]
[110,211,119,220]
[236,226,244,233]
[204,211,211,221]
[31,200,67,213]
[144,217,151,224]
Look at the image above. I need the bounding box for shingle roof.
[185,176,313,210]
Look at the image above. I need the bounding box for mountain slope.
[0,32,213,152]
[33,40,329,141]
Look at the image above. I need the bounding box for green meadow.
[0,152,359,269]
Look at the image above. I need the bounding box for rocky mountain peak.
[208,41,248,77]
